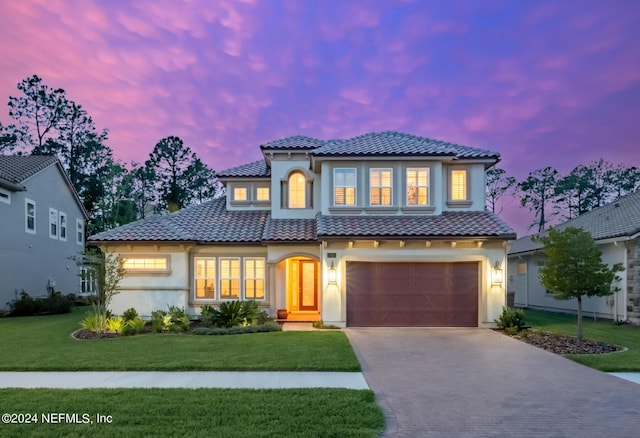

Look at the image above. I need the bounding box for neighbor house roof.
[90,197,515,244]
[509,190,640,255]
[0,155,59,189]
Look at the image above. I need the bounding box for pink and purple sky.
[1,0,639,236]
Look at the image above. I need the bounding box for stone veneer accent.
[627,238,640,323]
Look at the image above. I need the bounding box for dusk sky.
[1,0,639,237]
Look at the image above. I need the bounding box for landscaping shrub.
[167,305,191,332]
[122,307,138,322]
[495,306,526,331]
[80,312,107,333]
[151,310,167,333]
[7,290,73,316]
[106,316,125,334]
[199,304,218,327]
[216,300,261,328]
[192,321,282,335]
[126,316,147,334]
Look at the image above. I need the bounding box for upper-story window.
[288,171,306,208]
[76,218,84,245]
[256,187,270,202]
[25,199,36,234]
[233,187,248,201]
[370,168,392,206]
[451,170,468,200]
[406,168,429,206]
[49,208,58,239]
[59,212,67,241]
[334,168,357,206]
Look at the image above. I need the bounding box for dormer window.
[288,171,306,208]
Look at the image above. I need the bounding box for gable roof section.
[311,131,499,159]
[0,155,59,189]
[217,159,271,178]
[317,211,516,240]
[90,197,268,243]
[509,190,640,255]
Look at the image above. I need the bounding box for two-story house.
[0,155,88,310]
[89,132,516,327]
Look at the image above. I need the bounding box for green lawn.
[0,388,384,438]
[0,309,360,371]
[525,309,640,372]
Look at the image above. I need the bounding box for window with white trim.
[220,258,240,299]
[334,168,356,206]
[256,187,270,202]
[49,208,58,239]
[406,168,429,206]
[244,258,265,299]
[122,257,170,273]
[59,212,67,241]
[25,199,36,234]
[451,170,468,200]
[76,219,84,245]
[80,267,98,294]
[0,187,10,204]
[195,257,216,299]
[288,172,306,208]
[233,187,247,201]
[370,168,392,206]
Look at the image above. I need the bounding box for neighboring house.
[508,190,640,323]
[89,132,516,327]
[0,155,88,310]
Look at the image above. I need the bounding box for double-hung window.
[245,258,265,299]
[195,258,216,299]
[334,168,356,206]
[76,219,84,245]
[220,258,240,299]
[49,208,58,239]
[370,168,393,206]
[59,212,67,241]
[406,168,429,206]
[25,199,36,234]
[451,170,468,201]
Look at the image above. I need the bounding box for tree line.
[0,75,222,234]
[487,161,640,232]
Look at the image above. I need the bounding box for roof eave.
[0,178,26,192]
[318,234,516,241]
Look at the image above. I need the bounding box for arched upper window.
[288,171,306,208]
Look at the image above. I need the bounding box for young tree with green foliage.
[82,249,126,334]
[534,227,624,342]
[486,167,516,214]
[518,166,559,232]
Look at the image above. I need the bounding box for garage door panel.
[347,262,478,327]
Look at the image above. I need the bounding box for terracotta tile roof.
[262,217,317,242]
[0,155,59,186]
[312,132,499,158]
[317,211,516,239]
[217,160,271,178]
[509,190,640,255]
[90,197,268,243]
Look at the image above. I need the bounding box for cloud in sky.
[0,0,639,236]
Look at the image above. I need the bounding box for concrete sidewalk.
[0,371,369,390]
[609,372,640,385]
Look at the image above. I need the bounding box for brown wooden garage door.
[346,262,479,327]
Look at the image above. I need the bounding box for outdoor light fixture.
[492,261,503,285]
[328,261,337,285]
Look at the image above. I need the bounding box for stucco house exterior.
[508,190,640,323]
[0,155,88,310]
[90,132,516,327]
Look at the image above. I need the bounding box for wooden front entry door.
[299,260,318,310]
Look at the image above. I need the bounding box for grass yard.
[525,309,640,372]
[0,309,360,371]
[0,388,384,438]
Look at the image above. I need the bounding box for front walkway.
[0,371,368,389]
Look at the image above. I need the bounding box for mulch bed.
[73,329,120,339]
[506,330,623,355]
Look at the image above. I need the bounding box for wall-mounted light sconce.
[328,261,337,285]
[492,261,503,285]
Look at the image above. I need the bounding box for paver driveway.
[346,328,640,437]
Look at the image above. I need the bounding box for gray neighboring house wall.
[508,190,640,323]
[0,155,88,310]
